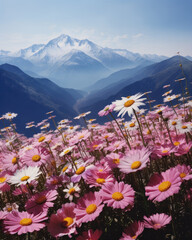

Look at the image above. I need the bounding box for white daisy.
[124,121,138,131]
[162,90,173,97]
[163,94,181,103]
[63,182,80,201]
[25,124,35,129]
[112,93,146,117]
[8,166,41,186]
[74,111,91,119]
[3,112,18,120]
[59,146,74,157]
[40,123,50,129]
[66,125,80,133]
[177,121,192,134]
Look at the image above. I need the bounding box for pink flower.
[0,171,11,192]
[1,153,19,172]
[4,211,47,235]
[74,192,104,225]
[46,175,68,190]
[76,229,102,240]
[144,213,172,230]
[71,164,94,183]
[120,221,144,240]
[69,130,91,145]
[25,190,58,214]
[118,148,151,174]
[100,181,135,209]
[12,181,37,196]
[47,203,77,238]
[85,166,114,188]
[98,104,116,116]
[105,140,126,152]
[145,168,182,202]
[0,211,8,220]
[21,147,50,167]
[153,144,176,157]
[105,152,123,169]
[174,141,192,156]
[174,164,192,181]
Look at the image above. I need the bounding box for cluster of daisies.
[0,87,192,239]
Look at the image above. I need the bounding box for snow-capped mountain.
[16,44,45,58]
[0,34,168,89]
[16,34,133,69]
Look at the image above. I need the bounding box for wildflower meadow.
[0,73,192,239]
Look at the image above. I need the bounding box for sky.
[0,0,192,56]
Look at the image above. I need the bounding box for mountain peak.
[47,34,79,48]
[161,55,191,65]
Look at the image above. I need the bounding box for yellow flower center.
[182,125,187,129]
[96,178,105,184]
[51,179,59,185]
[64,149,70,154]
[35,195,47,204]
[70,126,74,129]
[21,176,30,181]
[38,136,45,142]
[124,100,135,108]
[20,218,33,226]
[174,141,180,146]
[113,158,120,164]
[79,135,84,139]
[62,166,68,172]
[132,236,137,239]
[172,121,177,125]
[93,144,98,148]
[112,192,124,201]
[75,166,85,175]
[12,157,18,164]
[162,150,168,153]
[147,130,151,135]
[62,217,73,227]
[129,123,135,127]
[0,177,6,183]
[68,188,75,194]
[180,172,186,178]
[153,223,161,229]
[7,207,12,212]
[104,135,109,139]
[158,181,171,192]
[131,161,141,169]
[86,204,97,214]
[32,155,41,162]
[8,114,12,116]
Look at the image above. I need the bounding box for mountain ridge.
[0,63,84,135]
[0,34,169,89]
[77,56,192,118]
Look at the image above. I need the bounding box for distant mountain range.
[0,34,168,89]
[78,56,192,121]
[1,55,192,135]
[0,64,84,135]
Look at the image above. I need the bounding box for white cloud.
[132,33,143,39]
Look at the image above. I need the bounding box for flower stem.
[109,112,131,149]
[133,110,146,147]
